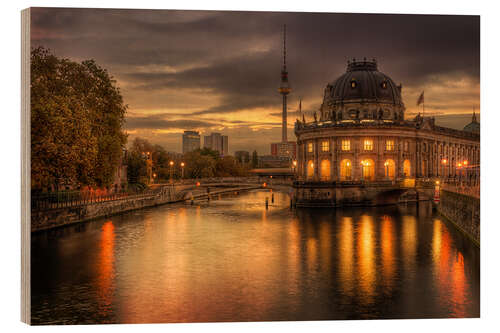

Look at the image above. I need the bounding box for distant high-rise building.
[182,131,200,154]
[204,132,228,156]
[271,142,296,159]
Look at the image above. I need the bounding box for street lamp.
[441,158,448,182]
[169,161,174,184]
[463,160,469,185]
[180,162,185,179]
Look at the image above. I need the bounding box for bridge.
[153,176,435,208]
[32,176,436,213]
[292,179,435,207]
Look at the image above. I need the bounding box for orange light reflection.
[97,221,116,317]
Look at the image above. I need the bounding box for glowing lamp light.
[441,159,447,164]
[346,162,350,167]
[169,161,174,166]
[196,182,200,186]
[464,160,468,166]
[458,163,462,168]
[263,182,267,187]
[181,162,185,167]
[436,180,440,185]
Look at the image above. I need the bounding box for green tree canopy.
[31,47,127,190]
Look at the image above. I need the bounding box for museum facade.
[294,59,480,184]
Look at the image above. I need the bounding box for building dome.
[319,59,405,122]
[463,112,480,133]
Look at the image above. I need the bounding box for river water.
[31,190,480,324]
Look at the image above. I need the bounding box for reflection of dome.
[320,59,405,122]
[463,112,480,133]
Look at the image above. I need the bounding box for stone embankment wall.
[31,191,177,232]
[438,190,480,245]
[31,185,261,232]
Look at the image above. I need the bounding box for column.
[330,137,336,181]
[314,139,319,181]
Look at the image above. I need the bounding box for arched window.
[403,159,411,177]
[307,160,314,180]
[340,159,352,181]
[320,159,331,181]
[384,159,396,180]
[361,159,375,181]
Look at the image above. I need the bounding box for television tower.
[278,24,291,142]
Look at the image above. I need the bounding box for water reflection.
[31,190,480,324]
[96,221,115,317]
[402,215,418,278]
[338,217,354,297]
[357,215,376,305]
[380,215,395,294]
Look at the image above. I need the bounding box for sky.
[31,8,480,154]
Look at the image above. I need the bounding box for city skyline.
[31,8,480,154]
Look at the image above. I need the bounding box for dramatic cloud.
[31,8,480,154]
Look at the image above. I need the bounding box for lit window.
[364,139,373,151]
[308,142,313,153]
[386,140,395,151]
[351,80,357,88]
[341,140,350,151]
[321,141,330,152]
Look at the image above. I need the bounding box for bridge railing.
[441,183,480,199]
[31,177,266,211]
[31,187,165,212]
[154,176,262,186]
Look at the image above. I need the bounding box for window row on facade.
[302,138,479,165]
[307,139,396,153]
[303,158,411,181]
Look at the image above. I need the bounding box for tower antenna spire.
[278,24,291,143]
[283,24,287,70]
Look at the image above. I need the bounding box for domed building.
[319,58,405,123]
[293,59,480,206]
[463,112,480,133]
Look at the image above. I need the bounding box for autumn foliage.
[31,47,127,191]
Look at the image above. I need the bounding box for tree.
[215,156,246,177]
[31,47,127,190]
[126,151,148,185]
[130,137,154,155]
[184,150,217,178]
[199,147,220,160]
